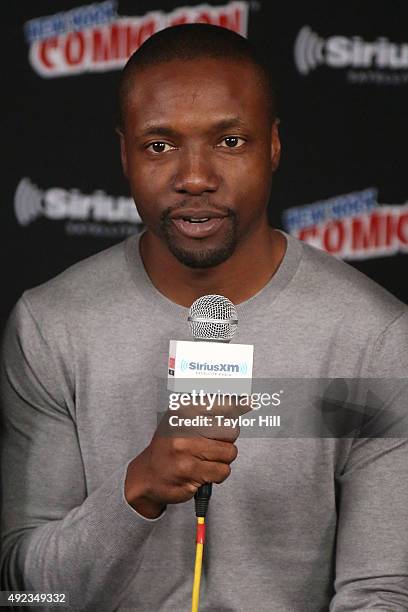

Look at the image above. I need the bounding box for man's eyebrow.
[139,117,247,138]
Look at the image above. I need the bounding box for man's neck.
[139,223,287,307]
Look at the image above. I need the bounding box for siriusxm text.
[188,361,240,372]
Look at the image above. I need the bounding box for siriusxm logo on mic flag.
[168,340,253,394]
[180,360,248,374]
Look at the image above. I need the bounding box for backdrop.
[4,1,408,330]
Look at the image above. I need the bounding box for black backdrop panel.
[4,1,408,329]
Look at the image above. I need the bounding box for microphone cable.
[187,295,237,611]
[191,483,212,612]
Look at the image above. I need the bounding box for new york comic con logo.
[283,188,408,260]
[294,26,408,85]
[24,0,249,78]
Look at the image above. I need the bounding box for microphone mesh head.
[188,294,238,341]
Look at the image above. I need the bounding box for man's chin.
[160,212,238,268]
[166,242,236,269]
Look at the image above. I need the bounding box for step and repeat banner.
[3,1,408,328]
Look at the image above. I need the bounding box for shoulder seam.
[367,307,408,376]
[20,293,75,391]
[20,293,49,347]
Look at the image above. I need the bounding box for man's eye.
[146,142,175,153]
[218,136,246,148]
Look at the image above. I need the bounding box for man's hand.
[125,398,247,518]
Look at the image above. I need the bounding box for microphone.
[188,295,238,517]
[168,295,252,395]
[188,294,238,343]
[167,295,253,515]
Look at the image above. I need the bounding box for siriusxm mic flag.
[167,340,253,394]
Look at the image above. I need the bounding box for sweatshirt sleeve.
[0,296,165,612]
[330,310,408,611]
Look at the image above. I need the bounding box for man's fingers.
[192,438,238,464]
[198,423,240,443]
[171,436,238,463]
[194,460,232,485]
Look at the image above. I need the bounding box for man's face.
[120,57,280,268]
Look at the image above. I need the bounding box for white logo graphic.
[14,177,44,226]
[168,339,253,394]
[294,26,325,75]
[294,26,408,83]
[14,177,142,238]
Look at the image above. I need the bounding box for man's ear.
[270,119,281,172]
[117,128,129,178]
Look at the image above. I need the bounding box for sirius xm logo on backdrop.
[24,0,249,78]
[14,177,142,238]
[294,26,408,84]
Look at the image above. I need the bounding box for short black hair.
[117,23,276,128]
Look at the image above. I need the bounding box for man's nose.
[173,148,219,195]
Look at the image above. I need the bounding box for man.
[1,23,408,612]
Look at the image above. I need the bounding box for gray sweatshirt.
[1,231,408,611]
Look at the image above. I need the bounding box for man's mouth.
[169,212,228,238]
